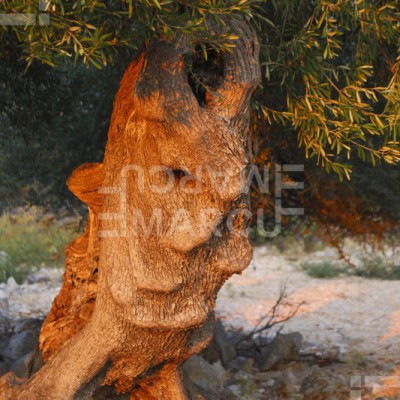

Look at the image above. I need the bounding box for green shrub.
[0,208,78,283]
[300,255,400,280]
[354,256,400,280]
[300,261,349,279]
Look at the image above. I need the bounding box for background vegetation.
[0,207,79,282]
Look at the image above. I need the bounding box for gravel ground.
[217,245,400,374]
[2,245,400,399]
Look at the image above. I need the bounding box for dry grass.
[0,207,79,283]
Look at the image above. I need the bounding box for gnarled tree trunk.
[0,17,260,400]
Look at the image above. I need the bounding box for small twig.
[234,282,305,346]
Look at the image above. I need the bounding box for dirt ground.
[217,245,400,379]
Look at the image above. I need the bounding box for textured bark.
[0,17,260,400]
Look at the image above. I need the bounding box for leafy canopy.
[1,0,399,179]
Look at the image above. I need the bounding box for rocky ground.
[1,246,400,399]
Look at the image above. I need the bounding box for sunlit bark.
[0,17,260,399]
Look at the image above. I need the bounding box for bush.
[354,256,400,280]
[300,254,400,280]
[0,207,78,283]
[300,261,349,279]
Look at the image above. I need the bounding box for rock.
[318,346,340,360]
[254,370,282,382]
[6,277,17,290]
[259,332,303,371]
[2,329,39,360]
[300,369,349,400]
[10,352,32,378]
[300,344,346,364]
[183,355,225,399]
[26,271,51,284]
[14,318,43,334]
[236,357,254,373]
[0,311,11,334]
[201,319,236,367]
[260,379,277,389]
[270,367,305,399]
[224,384,242,399]
[0,289,9,313]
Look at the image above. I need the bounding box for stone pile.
[0,269,393,399]
[0,313,355,400]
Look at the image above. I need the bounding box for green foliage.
[355,255,400,279]
[0,45,128,210]
[0,0,399,208]
[0,207,78,283]
[300,260,348,278]
[300,255,400,280]
[253,0,400,180]
[0,0,258,68]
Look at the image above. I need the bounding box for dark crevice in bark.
[171,168,190,181]
[186,45,225,106]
